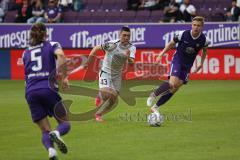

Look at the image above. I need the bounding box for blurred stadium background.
[2,0,240,23]
[0,0,240,160]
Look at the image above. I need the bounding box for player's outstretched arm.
[201,47,207,64]
[55,48,67,78]
[126,49,135,64]
[84,45,102,68]
[157,40,176,62]
[193,47,208,73]
[128,57,134,63]
[55,48,69,89]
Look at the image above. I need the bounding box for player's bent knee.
[36,118,51,132]
[169,81,178,90]
[104,93,117,105]
[171,87,179,93]
[169,81,181,93]
[100,90,110,101]
[39,125,51,132]
[169,78,183,89]
[56,116,68,123]
[110,95,117,104]
[100,88,118,106]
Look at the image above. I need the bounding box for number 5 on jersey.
[31,48,42,71]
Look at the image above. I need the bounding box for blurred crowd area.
[0,0,240,23]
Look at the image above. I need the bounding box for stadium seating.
[8,0,17,10]
[101,0,116,11]
[120,11,136,23]
[91,11,108,23]
[135,10,151,22]
[77,11,92,23]
[202,0,218,10]
[114,0,128,11]
[105,11,122,23]
[3,0,230,23]
[85,0,102,11]
[4,10,17,23]
[218,0,230,11]
[192,0,204,9]
[149,10,164,22]
[63,10,79,23]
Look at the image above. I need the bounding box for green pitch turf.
[0,80,240,160]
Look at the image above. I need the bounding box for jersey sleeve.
[22,50,26,65]
[129,46,136,59]
[50,41,62,53]
[101,40,118,52]
[173,31,184,43]
[204,37,211,48]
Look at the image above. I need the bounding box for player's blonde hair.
[192,16,205,25]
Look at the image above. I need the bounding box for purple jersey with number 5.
[23,41,62,94]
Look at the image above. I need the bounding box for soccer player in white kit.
[85,26,136,121]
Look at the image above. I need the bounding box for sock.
[154,81,171,97]
[56,121,71,136]
[151,104,160,112]
[156,92,173,107]
[48,148,57,158]
[42,131,53,150]
[95,92,102,107]
[95,99,110,115]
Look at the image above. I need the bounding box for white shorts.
[99,70,122,92]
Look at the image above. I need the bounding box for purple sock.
[154,81,171,96]
[42,131,53,150]
[56,121,71,136]
[156,92,173,107]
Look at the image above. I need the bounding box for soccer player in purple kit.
[147,16,210,116]
[23,23,70,160]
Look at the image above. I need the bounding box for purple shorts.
[26,89,65,122]
[168,60,190,84]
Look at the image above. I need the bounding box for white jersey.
[101,39,136,75]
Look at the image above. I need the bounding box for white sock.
[151,104,160,113]
[52,130,60,137]
[48,147,57,158]
[96,99,110,115]
[147,93,156,107]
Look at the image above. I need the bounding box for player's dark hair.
[121,26,131,32]
[30,22,47,46]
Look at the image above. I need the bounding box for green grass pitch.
[0,80,240,160]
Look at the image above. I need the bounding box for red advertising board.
[10,50,24,80]
[10,48,240,80]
